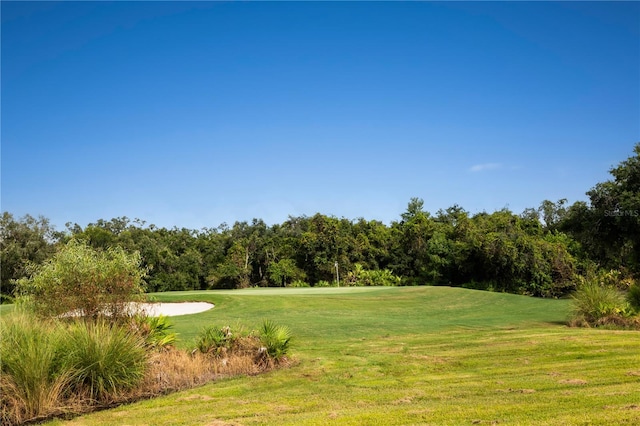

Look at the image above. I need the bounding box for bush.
[314,280,336,287]
[570,271,637,328]
[345,264,402,287]
[61,320,147,401]
[16,240,146,320]
[628,283,640,312]
[194,321,293,367]
[287,280,310,288]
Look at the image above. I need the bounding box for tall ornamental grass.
[0,314,70,425]
[570,270,640,329]
[1,314,149,425]
[62,320,148,401]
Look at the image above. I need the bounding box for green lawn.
[48,286,640,425]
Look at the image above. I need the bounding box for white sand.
[135,302,214,317]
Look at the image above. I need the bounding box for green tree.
[538,199,568,231]
[298,214,353,285]
[561,143,640,274]
[268,258,306,287]
[391,198,436,284]
[0,213,59,301]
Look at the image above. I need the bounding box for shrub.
[570,272,635,328]
[61,320,147,401]
[259,320,292,362]
[287,280,310,288]
[0,314,70,425]
[314,280,336,287]
[16,240,146,320]
[628,283,640,312]
[346,264,402,286]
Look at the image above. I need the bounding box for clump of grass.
[61,320,148,401]
[141,349,218,395]
[570,271,639,329]
[0,314,70,425]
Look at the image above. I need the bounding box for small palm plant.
[259,320,292,362]
[195,325,235,357]
[131,315,177,350]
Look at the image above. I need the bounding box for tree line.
[2,143,638,301]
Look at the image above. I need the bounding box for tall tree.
[0,213,59,300]
[561,143,640,273]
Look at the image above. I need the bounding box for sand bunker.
[135,302,214,317]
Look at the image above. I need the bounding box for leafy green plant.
[61,320,147,400]
[16,240,146,320]
[287,280,310,288]
[314,280,335,287]
[259,320,292,362]
[194,325,235,357]
[628,282,640,312]
[346,264,402,286]
[131,315,177,350]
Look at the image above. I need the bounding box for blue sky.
[2,1,639,231]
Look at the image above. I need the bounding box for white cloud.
[469,163,502,172]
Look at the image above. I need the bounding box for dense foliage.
[0,213,60,302]
[15,240,146,319]
[2,143,638,300]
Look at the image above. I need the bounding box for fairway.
[49,287,640,425]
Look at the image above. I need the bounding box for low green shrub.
[259,320,292,362]
[131,315,177,350]
[628,283,640,312]
[61,320,147,400]
[345,264,402,286]
[194,325,236,357]
[2,311,294,425]
[287,280,310,288]
[570,273,635,328]
[314,280,336,287]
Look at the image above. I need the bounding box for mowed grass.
[48,286,640,425]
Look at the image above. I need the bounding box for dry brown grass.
[0,374,69,426]
[115,343,290,403]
